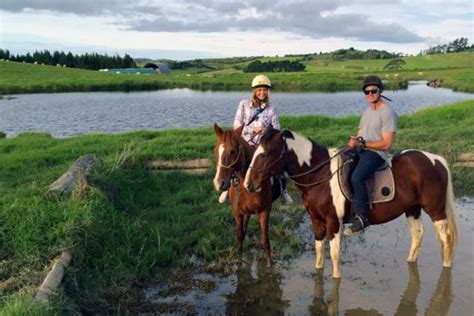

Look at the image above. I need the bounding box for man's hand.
[348,136,359,148]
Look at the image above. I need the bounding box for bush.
[243,60,306,73]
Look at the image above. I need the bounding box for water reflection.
[308,263,453,316]
[225,253,289,315]
[309,272,341,316]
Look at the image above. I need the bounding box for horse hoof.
[333,271,342,278]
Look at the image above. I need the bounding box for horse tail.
[439,156,458,257]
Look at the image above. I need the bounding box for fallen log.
[457,153,474,162]
[34,251,72,302]
[47,154,100,197]
[453,152,474,168]
[147,158,212,170]
[453,161,474,168]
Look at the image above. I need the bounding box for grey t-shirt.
[359,103,398,160]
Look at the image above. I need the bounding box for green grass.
[1,52,472,94]
[0,100,473,313]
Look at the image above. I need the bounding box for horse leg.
[327,216,342,278]
[256,211,272,267]
[433,219,453,267]
[423,206,455,267]
[310,215,326,270]
[405,207,424,263]
[234,213,246,254]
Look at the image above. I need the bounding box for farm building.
[144,63,172,74]
[99,63,172,75]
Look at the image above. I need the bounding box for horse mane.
[260,128,282,144]
[261,128,327,157]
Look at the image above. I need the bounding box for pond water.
[145,197,474,315]
[0,82,472,137]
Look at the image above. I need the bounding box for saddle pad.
[337,154,395,204]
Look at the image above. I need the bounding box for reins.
[250,142,352,187]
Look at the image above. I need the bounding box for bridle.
[218,140,249,187]
[219,143,244,170]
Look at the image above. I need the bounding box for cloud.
[0,0,426,43]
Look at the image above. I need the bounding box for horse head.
[213,123,246,192]
[244,128,290,192]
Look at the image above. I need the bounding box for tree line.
[285,48,400,61]
[243,60,306,73]
[420,37,473,55]
[0,49,136,70]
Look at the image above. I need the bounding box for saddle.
[337,149,395,204]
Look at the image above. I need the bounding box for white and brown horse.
[213,124,279,266]
[244,128,458,278]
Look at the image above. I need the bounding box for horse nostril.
[220,180,229,191]
[246,183,253,192]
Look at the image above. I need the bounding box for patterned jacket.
[233,99,280,145]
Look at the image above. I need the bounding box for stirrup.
[343,216,368,236]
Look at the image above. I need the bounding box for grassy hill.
[0,100,473,313]
[0,52,473,94]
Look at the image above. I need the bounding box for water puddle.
[145,197,474,315]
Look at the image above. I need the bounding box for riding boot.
[344,214,370,236]
[218,191,228,204]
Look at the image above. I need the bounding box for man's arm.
[365,132,395,151]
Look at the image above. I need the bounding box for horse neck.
[285,142,331,188]
[235,137,253,176]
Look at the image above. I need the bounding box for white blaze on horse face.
[286,132,313,167]
[244,145,265,189]
[328,148,346,220]
[213,144,225,191]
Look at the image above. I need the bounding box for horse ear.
[282,130,294,140]
[214,123,224,137]
[234,125,244,136]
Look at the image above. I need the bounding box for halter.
[247,144,287,174]
[219,143,244,170]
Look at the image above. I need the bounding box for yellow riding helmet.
[251,74,271,88]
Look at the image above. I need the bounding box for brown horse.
[244,128,458,278]
[213,123,278,266]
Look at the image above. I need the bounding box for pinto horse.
[213,123,279,266]
[244,128,458,278]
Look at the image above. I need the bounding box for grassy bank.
[1,52,472,94]
[0,100,473,313]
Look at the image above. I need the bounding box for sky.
[0,0,473,60]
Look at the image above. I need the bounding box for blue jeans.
[350,149,385,219]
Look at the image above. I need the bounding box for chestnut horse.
[213,124,279,266]
[244,128,458,278]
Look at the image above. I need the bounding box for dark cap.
[362,75,384,90]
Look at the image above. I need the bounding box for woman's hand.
[253,126,264,134]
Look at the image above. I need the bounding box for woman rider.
[218,74,293,204]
